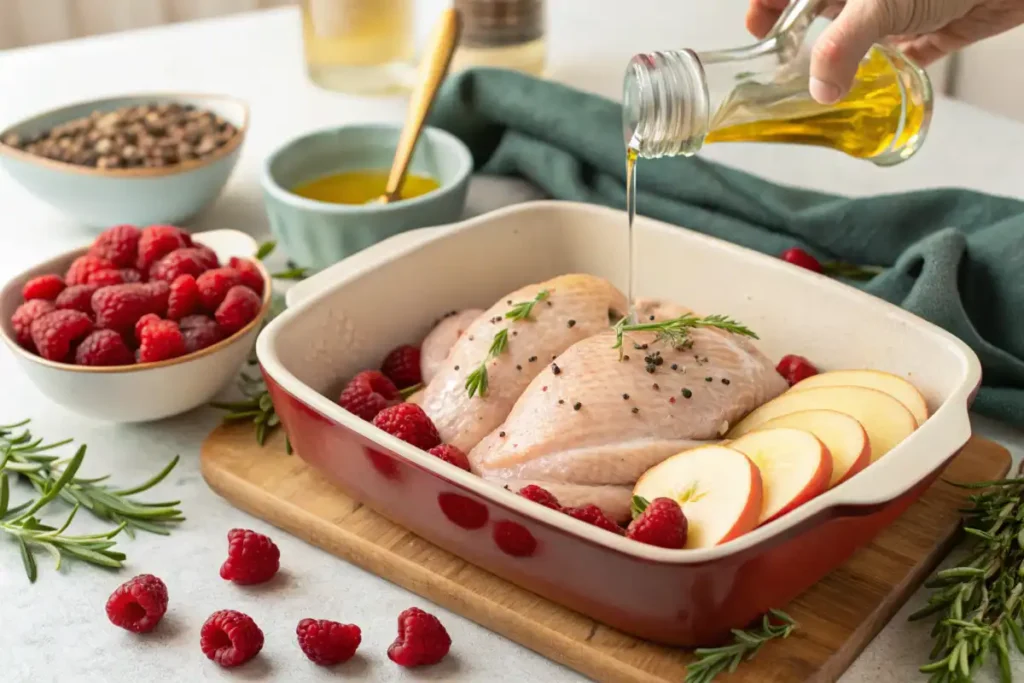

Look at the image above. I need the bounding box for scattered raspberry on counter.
[30,309,92,361]
[381,344,423,389]
[338,370,401,421]
[22,274,65,301]
[776,354,819,386]
[219,528,280,585]
[54,284,99,314]
[66,254,115,286]
[372,403,441,451]
[626,497,688,549]
[387,607,451,667]
[427,444,470,471]
[89,224,141,268]
[167,274,200,320]
[228,257,265,295]
[11,299,55,348]
[76,329,135,366]
[296,618,362,666]
[517,484,561,511]
[215,285,261,334]
[105,574,168,633]
[200,609,264,668]
[137,225,188,271]
[197,267,243,312]
[564,504,624,535]
[137,319,186,363]
[779,247,823,273]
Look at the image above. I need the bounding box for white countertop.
[2,5,1024,682]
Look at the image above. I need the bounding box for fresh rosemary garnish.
[910,477,1024,682]
[465,290,549,398]
[0,419,183,582]
[630,494,649,519]
[821,261,885,281]
[685,609,797,683]
[613,313,758,359]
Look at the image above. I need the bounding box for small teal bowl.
[0,93,248,228]
[260,123,473,271]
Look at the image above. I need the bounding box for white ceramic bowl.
[0,229,271,422]
[0,93,248,227]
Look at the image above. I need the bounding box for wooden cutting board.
[201,425,1009,683]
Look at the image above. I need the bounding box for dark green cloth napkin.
[428,68,1024,428]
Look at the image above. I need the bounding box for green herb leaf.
[255,240,276,260]
[613,312,758,359]
[400,383,424,400]
[271,266,310,280]
[686,609,796,682]
[465,363,489,399]
[630,495,650,520]
[505,289,549,322]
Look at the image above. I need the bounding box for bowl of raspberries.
[0,223,271,422]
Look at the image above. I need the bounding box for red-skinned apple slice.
[727,428,832,524]
[788,370,929,425]
[727,386,917,463]
[753,410,871,488]
[633,445,763,549]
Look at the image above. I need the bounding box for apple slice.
[753,410,871,488]
[633,445,762,549]
[789,370,929,425]
[727,428,832,524]
[728,386,917,463]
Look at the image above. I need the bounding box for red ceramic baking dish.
[257,201,981,646]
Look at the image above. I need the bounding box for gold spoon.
[374,9,462,205]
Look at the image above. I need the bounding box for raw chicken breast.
[420,309,485,385]
[470,327,788,522]
[420,275,628,452]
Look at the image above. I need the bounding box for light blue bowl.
[0,93,248,228]
[260,123,473,271]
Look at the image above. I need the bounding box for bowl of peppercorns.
[0,224,272,422]
[0,93,248,227]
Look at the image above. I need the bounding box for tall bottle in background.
[450,0,546,77]
[301,0,415,95]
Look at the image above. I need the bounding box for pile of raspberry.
[10,224,265,366]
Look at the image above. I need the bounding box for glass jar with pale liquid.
[622,0,933,166]
[301,0,415,95]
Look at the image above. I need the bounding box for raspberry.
[338,371,401,421]
[219,528,280,585]
[776,354,819,386]
[626,497,688,549]
[138,319,186,363]
[150,248,212,283]
[134,313,161,342]
[517,485,561,510]
[493,520,537,557]
[105,574,168,633]
[167,275,200,320]
[214,285,261,334]
[75,329,134,366]
[387,607,451,667]
[296,619,362,666]
[54,284,99,314]
[11,299,55,348]
[89,224,141,268]
[92,283,166,332]
[195,245,219,269]
[200,610,264,668]
[65,254,115,286]
[564,505,624,535]
[371,403,441,451]
[780,247,824,274]
[196,267,243,311]
[119,268,144,283]
[179,315,225,353]
[146,280,170,317]
[228,257,265,296]
[381,345,422,389]
[30,310,92,361]
[427,444,470,471]
[136,225,189,271]
[87,268,127,287]
[22,274,65,301]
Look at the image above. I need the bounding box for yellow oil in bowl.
[291,170,440,205]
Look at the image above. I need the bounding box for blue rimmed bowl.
[0,93,248,228]
[260,123,473,271]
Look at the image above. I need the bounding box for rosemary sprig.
[911,477,1024,682]
[465,290,549,398]
[686,609,797,683]
[821,261,885,281]
[613,313,758,358]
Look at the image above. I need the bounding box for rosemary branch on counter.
[685,609,797,683]
[0,419,183,581]
[910,477,1024,682]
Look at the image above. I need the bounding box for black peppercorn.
[682,388,692,398]
[551,363,561,375]
[567,319,576,328]
[722,378,731,385]
[529,356,537,362]
[622,393,630,400]
[705,377,713,382]
[631,406,639,414]
[573,402,582,411]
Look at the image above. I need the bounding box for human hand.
[746,0,1024,103]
